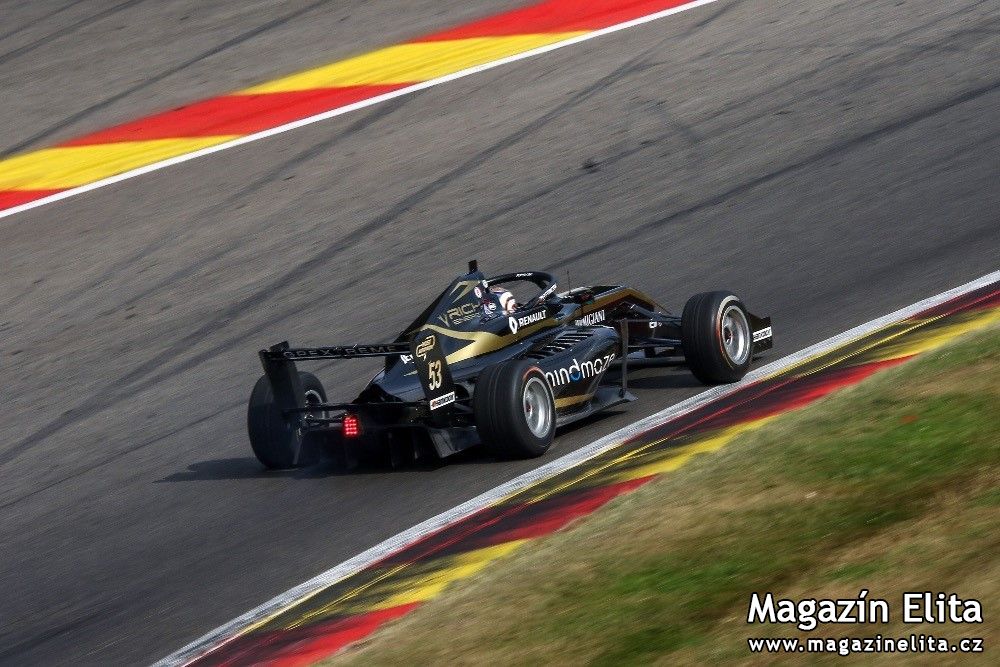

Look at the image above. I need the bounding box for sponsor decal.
[544,352,616,388]
[438,302,479,326]
[415,335,436,360]
[515,272,533,278]
[508,308,547,334]
[474,286,482,299]
[649,320,660,329]
[429,390,456,411]
[281,345,401,359]
[753,326,773,342]
[426,360,444,390]
[573,310,606,326]
[399,354,413,364]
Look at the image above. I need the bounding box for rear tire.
[473,360,556,459]
[247,371,327,469]
[682,291,753,384]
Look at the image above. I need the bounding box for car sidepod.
[520,324,624,422]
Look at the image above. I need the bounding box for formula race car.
[248,261,772,469]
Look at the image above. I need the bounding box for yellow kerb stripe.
[0,137,236,190]
[241,34,585,92]
[866,309,1000,363]
[365,540,528,611]
[612,417,779,483]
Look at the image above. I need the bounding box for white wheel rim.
[720,304,750,365]
[522,376,553,438]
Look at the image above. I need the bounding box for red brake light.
[342,414,361,438]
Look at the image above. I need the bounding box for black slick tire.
[681,291,753,384]
[247,371,327,469]
[473,359,556,459]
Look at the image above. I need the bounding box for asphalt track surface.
[0,0,997,664]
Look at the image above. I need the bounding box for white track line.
[0,0,726,222]
[155,269,1000,667]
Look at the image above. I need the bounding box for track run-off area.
[0,0,997,664]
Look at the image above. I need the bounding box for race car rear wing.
[257,341,411,425]
[260,341,411,361]
[258,339,453,422]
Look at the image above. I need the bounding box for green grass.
[332,326,999,665]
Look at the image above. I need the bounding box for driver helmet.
[489,285,517,314]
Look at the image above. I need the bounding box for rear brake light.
[342,414,361,438]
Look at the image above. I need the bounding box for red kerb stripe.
[63,85,409,145]
[415,0,696,40]
[0,189,64,209]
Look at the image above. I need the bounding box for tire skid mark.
[64,91,423,313]
[552,78,1000,269]
[0,0,89,45]
[0,0,150,67]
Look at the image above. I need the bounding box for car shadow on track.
[157,369,703,482]
[155,450,493,482]
[154,457,318,482]
[607,364,705,391]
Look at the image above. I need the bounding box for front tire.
[247,371,327,469]
[473,360,556,459]
[682,291,753,384]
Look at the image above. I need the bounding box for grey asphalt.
[1,0,998,664]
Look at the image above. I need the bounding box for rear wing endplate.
[409,329,457,423]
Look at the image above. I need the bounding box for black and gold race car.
[247,261,772,469]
